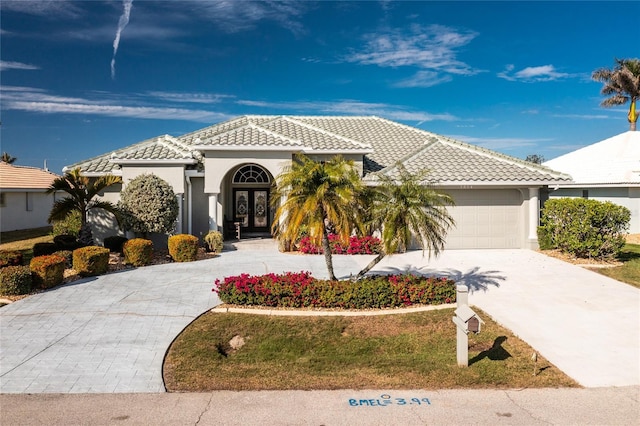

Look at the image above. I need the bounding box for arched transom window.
[232,164,270,184]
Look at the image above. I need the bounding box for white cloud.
[111,0,133,79]
[0,0,84,18]
[552,114,610,119]
[451,135,552,150]
[146,91,235,104]
[393,70,453,88]
[344,24,479,76]
[498,64,572,82]
[235,99,457,122]
[0,61,40,71]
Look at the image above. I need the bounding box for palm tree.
[1,152,17,164]
[271,154,363,280]
[355,164,455,280]
[592,58,640,131]
[47,167,122,246]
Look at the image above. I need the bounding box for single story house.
[0,163,60,232]
[66,115,571,249]
[543,131,640,233]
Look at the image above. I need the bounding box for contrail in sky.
[111,0,133,79]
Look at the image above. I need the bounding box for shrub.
[73,246,110,277]
[52,210,81,237]
[538,198,630,259]
[53,250,73,269]
[297,234,382,255]
[118,174,179,235]
[123,238,153,267]
[204,230,224,253]
[30,255,66,289]
[104,235,128,253]
[0,265,32,296]
[53,234,80,251]
[168,234,199,262]
[33,242,59,257]
[0,250,23,269]
[213,272,456,309]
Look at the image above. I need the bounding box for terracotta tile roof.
[65,115,572,184]
[0,163,60,190]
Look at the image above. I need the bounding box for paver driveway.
[1,241,638,392]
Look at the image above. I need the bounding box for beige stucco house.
[0,163,60,232]
[544,131,640,233]
[66,115,571,248]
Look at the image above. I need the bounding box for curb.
[211,303,456,317]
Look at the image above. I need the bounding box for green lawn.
[163,308,578,391]
[594,244,640,288]
[0,227,54,265]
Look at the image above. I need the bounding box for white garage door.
[444,189,523,249]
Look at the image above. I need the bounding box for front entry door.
[234,189,269,232]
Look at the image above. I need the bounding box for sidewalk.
[1,387,638,425]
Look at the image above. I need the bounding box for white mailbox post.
[452,285,484,367]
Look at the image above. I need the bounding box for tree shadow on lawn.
[469,336,512,365]
[373,264,506,293]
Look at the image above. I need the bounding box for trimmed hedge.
[0,250,23,269]
[213,272,456,309]
[298,234,382,255]
[73,246,110,277]
[30,255,66,289]
[0,265,32,296]
[53,234,80,251]
[538,198,630,259]
[168,234,199,262]
[123,238,153,267]
[53,250,73,269]
[204,230,224,253]
[33,242,59,257]
[103,235,128,253]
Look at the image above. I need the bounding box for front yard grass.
[0,227,54,264]
[593,243,640,289]
[163,308,578,391]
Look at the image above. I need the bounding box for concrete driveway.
[1,241,638,392]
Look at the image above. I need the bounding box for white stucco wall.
[1,190,56,232]
[549,187,640,233]
[121,165,185,194]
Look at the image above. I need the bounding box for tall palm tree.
[592,58,640,131]
[47,167,122,246]
[271,154,363,280]
[355,164,455,280]
[1,152,17,164]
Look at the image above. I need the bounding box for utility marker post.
[455,285,469,367]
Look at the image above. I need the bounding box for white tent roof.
[544,131,640,185]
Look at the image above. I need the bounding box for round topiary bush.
[0,265,32,296]
[204,230,224,253]
[123,238,153,267]
[168,234,199,262]
[73,246,110,277]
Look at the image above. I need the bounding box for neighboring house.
[66,115,571,249]
[0,163,60,232]
[543,131,640,233]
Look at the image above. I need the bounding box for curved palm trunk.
[629,99,637,131]
[322,228,337,281]
[355,252,386,280]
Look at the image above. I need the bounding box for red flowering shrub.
[297,234,382,255]
[30,254,66,289]
[213,272,455,309]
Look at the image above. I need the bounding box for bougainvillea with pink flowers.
[297,234,382,255]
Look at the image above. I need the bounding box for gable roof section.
[0,163,60,190]
[544,131,640,185]
[65,115,571,185]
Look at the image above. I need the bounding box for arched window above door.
[232,165,270,184]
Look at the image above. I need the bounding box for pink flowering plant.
[297,234,382,255]
[213,272,455,309]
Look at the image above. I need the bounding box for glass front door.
[234,189,269,232]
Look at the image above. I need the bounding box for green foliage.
[30,255,66,289]
[0,250,23,268]
[538,198,630,259]
[53,250,73,268]
[123,238,153,267]
[0,265,32,295]
[168,234,199,262]
[52,210,82,237]
[72,246,110,277]
[32,242,59,257]
[118,174,179,236]
[204,230,224,253]
[53,234,80,250]
[103,235,128,253]
[214,271,456,309]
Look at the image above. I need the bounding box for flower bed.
[213,272,455,309]
[297,234,382,255]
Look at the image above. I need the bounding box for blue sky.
[1,0,638,174]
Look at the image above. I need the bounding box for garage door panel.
[444,189,522,249]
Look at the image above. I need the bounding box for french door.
[233,189,269,232]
